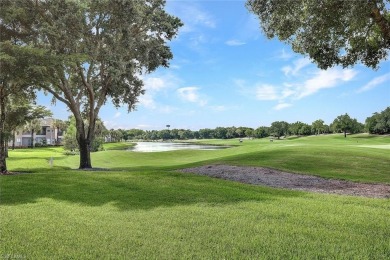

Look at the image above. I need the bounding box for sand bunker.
[179,165,390,198]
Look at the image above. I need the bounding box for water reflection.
[128,142,230,152]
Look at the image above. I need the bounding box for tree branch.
[77,62,91,89]
[41,86,70,107]
[33,0,54,27]
[76,63,96,139]
[370,6,390,44]
[94,76,111,117]
[53,66,80,116]
[86,61,94,83]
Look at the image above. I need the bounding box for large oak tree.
[331,113,363,137]
[247,0,390,69]
[1,0,182,169]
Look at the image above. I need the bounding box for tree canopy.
[365,106,390,134]
[331,113,363,137]
[246,0,390,69]
[1,0,182,169]
[0,41,46,173]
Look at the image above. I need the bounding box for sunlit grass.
[1,170,389,259]
[1,134,389,258]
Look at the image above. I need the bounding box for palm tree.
[24,119,42,148]
[53,119,67,144]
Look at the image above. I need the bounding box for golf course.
[1,134,389,259]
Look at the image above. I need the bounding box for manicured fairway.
[1,134,389,259]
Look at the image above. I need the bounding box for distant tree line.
[100,107,387,142]
[60,108,388,150]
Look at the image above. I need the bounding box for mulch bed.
[179,165,390,198]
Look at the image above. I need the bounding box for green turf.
[1,134,389,259]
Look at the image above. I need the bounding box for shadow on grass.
[7,156,66,161]
[0,170,304,211]
[351,135,388,139]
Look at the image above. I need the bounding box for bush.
[90,137,104,152]
[63,151,79,156]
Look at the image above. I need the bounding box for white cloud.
[114,112,121,118]
[210,105,240,112]
[159,105,177,114]
[177,87,207,106]
[357,73,390,93]
[274,48,294,61]
[210,105,227,112]
[193,10,216,29]
[137,93,177,113]
[281,84,296,99]
[138,73,181,111]
[103,120,127,130]
[143,76,170,91]
[255,84,279,100]
[274,103,292,110]
[225,39,246,46]
[171,2,216,34]
[177,87,199,102]
[237,64,357,112]
[189,34,207,49]
[170,64,181,70]
[168,1,216,54]
[138,93,157,109]
[133,124,152,130]
[296,68,357,99]
[282,58,311,76]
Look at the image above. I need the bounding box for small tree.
[245,128,254,138]
[53,119,67,144]
[312,119,325,135]
[21,106,52,148]
[270,121,289,139]
[331,114,357,138]
[214,127,228,139]
[158,129,171,140]
[63,118,78,152]
[289,121,306,136]
[198,128,214,139]
[299,125,312,136]
[254,126,269,138]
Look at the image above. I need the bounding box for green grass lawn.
[1,134,390,259]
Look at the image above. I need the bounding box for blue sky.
[39,0,390,130]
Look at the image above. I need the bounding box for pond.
[128,142,230,153]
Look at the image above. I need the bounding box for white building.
[9,118,64,147]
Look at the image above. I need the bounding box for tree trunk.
[0,138,6,173]
[75,118,92,169]
[12,131,15,150]
[78,135,92,169]
[344,130,347,138]
[31,129,34,148]
[0,91,7,173]
[57,127,60,144]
